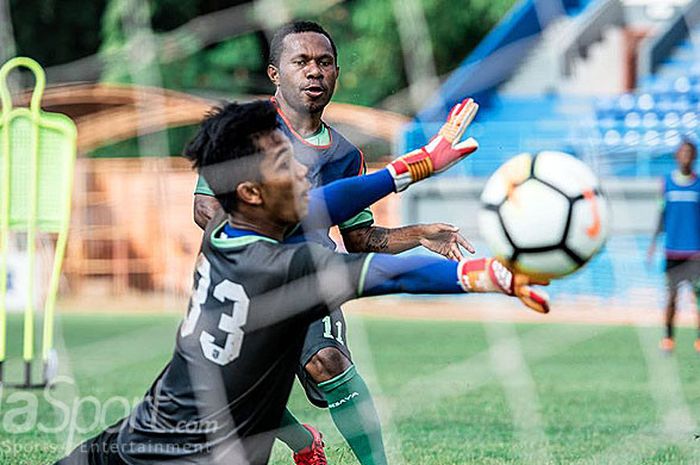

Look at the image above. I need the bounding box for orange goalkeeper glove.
[457,258,551,314]
[388,98,479,192]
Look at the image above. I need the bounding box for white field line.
[483,318,553,465]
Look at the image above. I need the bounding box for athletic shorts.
[665,258,700,288]
[53,420,126,465]
[296,307,352,408]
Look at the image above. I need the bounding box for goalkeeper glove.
[388,98,479,192]
[457,258,551,314]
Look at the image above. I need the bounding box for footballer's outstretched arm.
[305,98,479,255]
[303,171,466,243]
[342,224,474,261]
[299,98,480,232]
[359,254,550,313]
[295,248,550,315]
[264,246,548,331]
[340,97,480,259]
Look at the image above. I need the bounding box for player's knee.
[305,347,351,383]
[693,284,700,299]
[668,291,678,309]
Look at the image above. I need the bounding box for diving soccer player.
[55,100,547,465]
[193,21,473,465]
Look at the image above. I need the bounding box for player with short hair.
[193,20,474,465]
[54,99,547,465]
[648,140,700,353]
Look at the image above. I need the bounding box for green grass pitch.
[1,311,699,464]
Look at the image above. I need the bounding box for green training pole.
[0,61,10,383]
[41,122,76,383]
[22,58,43,387]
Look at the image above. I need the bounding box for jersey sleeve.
[194,175,215,196]
[360,254,463,296]
[339,209,375,231]
[339,150,375,231]
[286,244,373,317]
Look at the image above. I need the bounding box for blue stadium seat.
[637,93,655,111]
[405,1,700,179]
[624,112,641,128]
[663,112,680,128]
[642,130,661,147]
[682,112,698,128]
[642,112,659,128]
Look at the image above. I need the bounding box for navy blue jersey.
[663,171,700,258]
[274,105,371,247]
[195,100,374,247]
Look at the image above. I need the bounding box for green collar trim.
[357,253,376,297]
[210,221,279,248]
[304,123,330,146]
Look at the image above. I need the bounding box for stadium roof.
[415,0,589,123]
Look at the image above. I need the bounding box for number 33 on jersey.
[180,254,250,366]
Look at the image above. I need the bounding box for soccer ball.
[478,151,609,279]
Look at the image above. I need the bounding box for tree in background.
[10,0,514,110]
[8,0,514,158]
[317,0,515,108]
[8,0,106,66]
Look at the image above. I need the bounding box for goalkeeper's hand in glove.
[457,257,550,314]
[388,98,479,192]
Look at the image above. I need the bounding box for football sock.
[318,365,387,465]
[666,323,674,340]
[277,408,313,452]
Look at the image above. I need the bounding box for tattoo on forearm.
[366,228,390,251]
[345,225,422,254]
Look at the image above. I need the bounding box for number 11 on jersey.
[322,315,344,345]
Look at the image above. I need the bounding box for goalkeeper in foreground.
[55,99,548,465]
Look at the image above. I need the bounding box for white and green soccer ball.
[478,151,609,279]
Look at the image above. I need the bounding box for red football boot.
[293,424,327,465]
[660,337,675,353]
